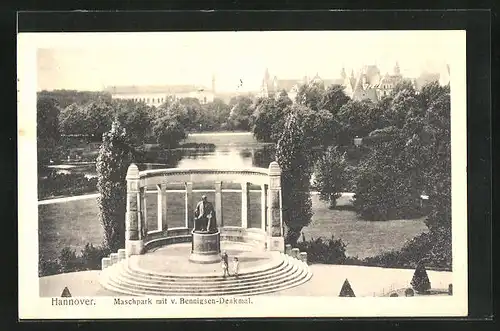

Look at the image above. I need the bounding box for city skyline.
[37,31,458,93]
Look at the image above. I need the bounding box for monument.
[189,195,221,263]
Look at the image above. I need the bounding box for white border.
[18,31,467,319]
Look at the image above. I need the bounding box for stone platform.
[100,242,312,296]
[135,242,276,276]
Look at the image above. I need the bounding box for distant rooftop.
[104,84,211,95]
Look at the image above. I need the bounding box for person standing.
[221,251,229,278]
[232,257,239,277]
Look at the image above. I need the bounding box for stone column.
[141,187,148,236]
[125,164,144,256]
[267,161,284,252]
[241,182,250,228]
[157,182,167,233]
[261,184,268,231]
[214,181,223,228]
[185,182,194,229]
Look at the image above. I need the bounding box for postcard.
[18,30,467,319]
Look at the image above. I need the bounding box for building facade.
[259,62,449,104]
[105,75,217,107]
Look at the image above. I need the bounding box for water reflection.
[47,133,278,177]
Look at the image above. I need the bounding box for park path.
[38,192,355,205]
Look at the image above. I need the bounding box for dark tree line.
[252,80,451,270]
[37,91,257,166]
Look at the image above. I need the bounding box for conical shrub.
[410,261,431,294]
[339,278,355,297]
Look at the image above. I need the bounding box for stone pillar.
[291,248,300,258]
[267,161,284,252]
[125,164,144,256]
[261,184,268,231]
[117,249,127,261]
[110,253,119,265]
[140,187,148,237]
[185,182,194,229]
[157,183,167,233]
[285,244,292,255]
[214,181,223,227]
[299,252,308,263]
[101,257,111,269]
[241,182,250,228]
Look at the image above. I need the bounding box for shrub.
[39,258,61,277]
[339,279,356,297]
[80,243,110,270]
[404,288,414,297]
[58,247,82,273]
[39,243,111,276]
[358,230,451,271]
[389,292,399,297]
[38,171,98,199]
[296,235,347,264]
[411,261,431,294]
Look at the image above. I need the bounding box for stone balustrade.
[284,245,309,264]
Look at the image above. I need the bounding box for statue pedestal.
[189,230,221,264]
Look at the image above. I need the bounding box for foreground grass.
[38,192,427,262]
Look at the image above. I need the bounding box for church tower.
[394,61,401,76]
[340,67,347,80]
[211,73,216,94]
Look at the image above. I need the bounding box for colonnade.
[124,162,284,256]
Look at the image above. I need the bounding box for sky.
[37,31,459,92]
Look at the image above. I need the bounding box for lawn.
[38,191,427,262]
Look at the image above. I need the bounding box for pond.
[38,132,428,262]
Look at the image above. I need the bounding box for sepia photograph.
[18,29,468,319]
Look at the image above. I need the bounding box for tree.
[319,84,351,116]
[58,101,114,140]
[204,98,231,130]
[353,82,451,224]
[252,95,290,143]
[228,95,254,130]
[82,102,115,141]
[295,81,325,111]
[96,121,133,252]
[296,107,335,148]
[336,100,379,144]
[58,103,83,135]
[151,102,187,148]
[37,95,61,164]
[275,107,313,245]
[178,97,203,131]
[38,90,112,109]
[112,99,153,145]
[313,146,349,208]
[410,261,431,294]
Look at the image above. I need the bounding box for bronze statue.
[194,195,217,233]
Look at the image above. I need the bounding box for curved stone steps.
[121,257,291,285]
[111,261,299,291]
[126,251,283,279]
[100,254,312,296]
[101,265,310,297]
[103,264,306,296]
[103,255,297,291]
